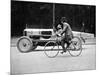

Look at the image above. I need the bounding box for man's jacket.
[61,22,73,39]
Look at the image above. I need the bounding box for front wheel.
[44,41,59,58]
[17,36,33,53]
[68,36,82,57]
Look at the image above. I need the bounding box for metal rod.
[53,3,55,27]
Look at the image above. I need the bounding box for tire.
[17,36,33,53]
[68,36,82,57]
[44,41,59,58]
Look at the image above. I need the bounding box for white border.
[17,0,96,5]
[0,0,98,75]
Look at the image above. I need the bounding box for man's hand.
[55,30,62,37]
[57,33,61,37]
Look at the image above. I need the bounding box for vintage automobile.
[17,23,85,54]
[17,24,55,52]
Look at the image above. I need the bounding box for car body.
[17,23,57,52]
[23,28,55,40]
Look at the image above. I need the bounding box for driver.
[55,17,73,54]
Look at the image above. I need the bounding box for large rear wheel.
[68,36,82,57]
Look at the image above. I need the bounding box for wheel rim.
[44,41,59,58]
[17,38,32,52]
[68,37,82,57]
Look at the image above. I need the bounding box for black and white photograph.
[11,0,96,74]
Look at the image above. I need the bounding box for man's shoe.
[61,51,64,54]
[61,51,66,54]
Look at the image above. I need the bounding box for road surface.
[10,37,96,74]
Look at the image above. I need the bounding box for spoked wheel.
[17,36,33,53]
[68,36,82,57]
[44,41,59,58]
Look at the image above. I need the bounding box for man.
[55,17,73,54]
[80,22,86,43]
